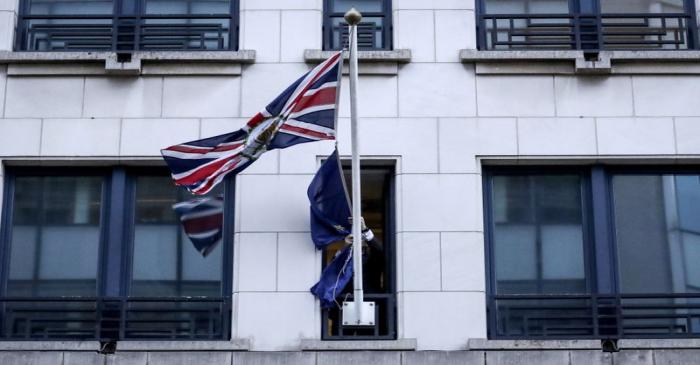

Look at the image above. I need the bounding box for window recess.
[323,0,393,51]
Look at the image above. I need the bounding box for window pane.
[130,176,223,297]
[600,0,685,13]
[613,174,700,294]
[491,174,587,294]
[483,0,570,14]
[28,0,114,15]
[7,176,102,297]
[331,0,383,13]
[144,0,231,15]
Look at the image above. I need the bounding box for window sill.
[0,50,256,76]
[304,49,411,75]
[460,49,700,75]
[300,338,417,351]
[0,339,251,352]
[467,339,601,350]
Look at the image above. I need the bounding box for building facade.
[0,0,700,364]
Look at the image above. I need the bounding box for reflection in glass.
[130,176,223,297]
[491,175,587,294]
[613,174,700,294]
[331,0,383,13]
[28,0,114,15]
[7,176,103,297]
[600,0,684,13]
[483,0,570,14]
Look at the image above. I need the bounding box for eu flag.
[310,245,353,308]
[307,149,351,249]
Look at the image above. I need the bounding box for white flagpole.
[343,7,374,326]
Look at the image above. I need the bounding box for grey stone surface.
[0,351,64,365]
[653,350,700,365]
[104,352,147,365]
[64,352,106,365]
[612,350,653,365]
[0,341,100,351]
[231,352,315,365]
[316,351,401,365]
[460,49,700,62]
[484,351,569,365]
[403,351,484,365]
[116,339,250,351]
[0,50,256,64]
[468,339,600,350]
[304,49,412,63]
[619,339,700,349]
[300,339,417,351]
[570,350,612,365]
[147,351,232,365]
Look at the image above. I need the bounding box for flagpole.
[343,7,374,327]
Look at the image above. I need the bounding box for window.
[484,166,700,340]
[476,0,698,50]
[0,167,233,341]
[321,162,396,339]
[323,0,392,50]
[16,0,239,51]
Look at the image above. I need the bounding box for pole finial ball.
[344,7,362,25]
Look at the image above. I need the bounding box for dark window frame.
[475,0,699,51]
[483,164,700,340]
[0,166,234,341]
[15,0,240,51]
[320,162,397,340]
[322,0,393,51]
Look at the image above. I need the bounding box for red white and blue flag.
[161,51,343,195]
[173,196,224,257]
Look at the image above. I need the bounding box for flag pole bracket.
[342,301,376,327]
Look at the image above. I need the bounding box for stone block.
[395,10,435,62]
[518,117,597,155]
[147,352,231,365]
[633,76,700,117]
[555,76,634,117]
[42,118,121,156]
[162,76,240,118]
[476,75,555,117]
[64,352,106,365]
[0,0,18,11]
[401,232,442,291]
[277,232,318,292]
[402,291,486,350]
[441,232,485,291]
[674,117,700,155]
[435,10,475,62]
[399,63,476,117]
[277,138,335,174]
[316,352,401,365]
[235,292,316,350]
[596,117,675,155]
[333,117,438,174]
[120,118,199,156]
[485,351,569,365]
[5,77,84,118]
[83,77,162,118]
[401,173,479,232]
[438,118,518,173]
[613,350,653,365]
[337,75,398,118]
[394,0,474,9]
[232,352,315,365]
[240,0,321,10]
[241,63,310,117]
[237,174,314,232]
[654,349,700,365]
[236,233,277,292]
[570,350,613,365]
[281,10,321,62]
[241,10,281,63]
[0,352,64,365]
[0,119,42,156]
[105,352,147,365]
[0,11,14,51]
[403,351,484,365]
[0,65,5,116]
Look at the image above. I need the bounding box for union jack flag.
[161,52,343,195]
[173,196,224,257]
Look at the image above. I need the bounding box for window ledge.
[467,339,601,351]
[304,49,411,76]
[460,49,700,75]
[0,50,256,76]
[617,339,700,350]
[0,341,101,351]
[300,338,417,351]
[116,339,251,351]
